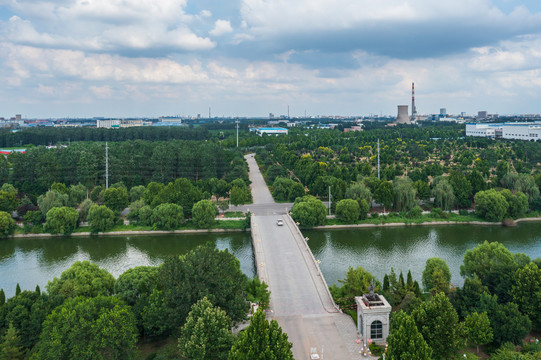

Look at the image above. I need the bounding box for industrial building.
[251,127,288,136]
[395,105,410,124]
[466,122,541,141]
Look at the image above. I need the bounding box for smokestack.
[396,105,410,124]
[411,82,417,121]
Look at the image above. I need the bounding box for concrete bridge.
[245,154,364,360]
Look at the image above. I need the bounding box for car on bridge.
[277,219,283,226]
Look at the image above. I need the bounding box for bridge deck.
[245,154,365,360]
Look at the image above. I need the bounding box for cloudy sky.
[1,0,541,118]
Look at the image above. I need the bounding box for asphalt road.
[245,154,365,360]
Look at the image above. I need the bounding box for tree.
[178,297,235,360]
[114,266,158,306]
[500,189,528,219]
[68,184,86,207]
[102,187,129,213]
[192,200,217,229]
[44,206,79,235]
[37,190,69,217]
[129,185,145,202]
[432,178,455,211]
[489,301,531,345]
[386,311,432,360]
[291,195,327,227]
[33,296,138,360]
[46,261,115,298]
[464,312,493,354]
[393,177,417,212]
[0,323,23,360]
[345,182,372,206]
[449,170,473,208]
[0,191,18,213]
[413,180,431,201]
[412,292,461,360]
[87,205,116,233]
[0,211,16,239]
[374,181,395,210]
[474,189,509,222]
[0,289,4,305]
[230,185,249,206]
[244,277,270,309]
[467,169,486,195]
[151,203,184,230]
[460,241,516,285]
[422,257,451,293]
[155,245,249,336]
[335,199,360,223]
[78,199,94,223]
[228,309,293,360]
[512,262,541,330]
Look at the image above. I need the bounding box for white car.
[277,219,284,226]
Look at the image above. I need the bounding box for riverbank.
[312,215,541,230]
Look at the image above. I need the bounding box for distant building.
[440,108,447,117]
[395,105,410,124]
[251,127,288,136]
[466,122,541,141]
[477,111,488,120]
[97,119,121,128]
[159,116,183,125]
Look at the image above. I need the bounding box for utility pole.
[235,120,239,147]
[377,138,380,180]
[105,141,109,189]
[328,186,331,216]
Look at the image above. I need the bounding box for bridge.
[244,154,364,360]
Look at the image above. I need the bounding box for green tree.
[449,170,473,208]
[413,180,430,201]
[412,292,461,360]
[178,297,235,360]
[102,187,129,213]
[374,181,395,211]
[500,189,528,219]
[464,312,493,354]
[51,182,68,194]
[467,169,486,196]
[192,200,217,229]
[512,262,541,330]
[129,185,145,202]
[151,203,184,230]
[489,302,531,345]
[78,198,94,223]
[33,296,138,360]
[345,182,372,206]
[393,177,417,212]
[422,257,451,293]
[474,189,509,222]
[89,185,103,203]
[460,240,516,285]
[432,177,455,211]
[0,289,4,305]
[87,205,116,233]
[386,311,432,360]
[335,199,360,223]
[244,277,270,309]
[46,261,115,298]
[37,190,69,217]
[0,323,23,360]
[68,184,86,207]
[114,266,158,306]
[291,195,327,227]
[44,206,79,235]
[230,185,249,206]
[228,309,293,360]
[0,211,16,239]
[155,245,249,336]
[0,191,18,213]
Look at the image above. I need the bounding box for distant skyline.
[1,0,541,118]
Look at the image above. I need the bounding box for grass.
[221,211,245,218]
[323,212,491,226]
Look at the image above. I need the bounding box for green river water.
[1,222,540,298]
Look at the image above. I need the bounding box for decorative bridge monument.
[243,154,378,360]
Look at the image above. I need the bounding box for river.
[1,222,540,299]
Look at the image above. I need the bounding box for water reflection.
[305,222,541,288]
[0,233,255,298]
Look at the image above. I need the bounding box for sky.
[1,0,541,118]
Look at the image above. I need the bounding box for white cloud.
[209,19,233,36]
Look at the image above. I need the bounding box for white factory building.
[466,122,541,141]
[250,127,288,136]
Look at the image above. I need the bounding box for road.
[245,154,364,360]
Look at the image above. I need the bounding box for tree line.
[0,244,292,359]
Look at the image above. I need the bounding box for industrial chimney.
[411,82,417,121]
[396,105,410,124]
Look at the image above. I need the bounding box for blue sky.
[0,0,541,118]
